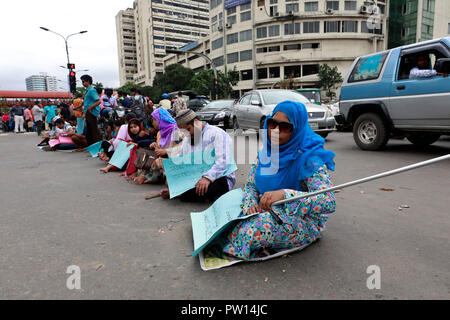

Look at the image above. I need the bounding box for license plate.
[309,122,318,130]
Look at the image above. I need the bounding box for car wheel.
[232,117,242,135]
[353,113,389,151]
[319,132,329,139]
[407,133,441,146]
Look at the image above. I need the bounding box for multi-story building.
[116,0,210,87]
[116,8,138,86]
[388,0,450,49]
[25,73,58,92]
[166,0,389,98]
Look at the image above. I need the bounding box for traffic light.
[67,63,75,70]
[69,71,77,94]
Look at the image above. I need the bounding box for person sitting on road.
[409,53,448,79]
[158,109,236,202]
[64,116,88,149]
[98,113,135,163]
[221,101,336,260]
[41,118,78,151]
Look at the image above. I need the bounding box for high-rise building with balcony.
[116,8,138,86]
[116,0,210,87]
[166,0,389,99]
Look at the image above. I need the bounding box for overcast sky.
[0,0,134,91]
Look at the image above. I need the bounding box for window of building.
[227,52,239,63]
[241,2,251,11]
[256,47,268,53]
[257,68,268,79]
[227,7,237,15]
[286,3,299,13]
[227,15,237,25]
[284,23,301,35]
[268,46,280,52]
[362,21,383,34]
[227,32,239,45]
[342,21,358,32]
[257,27,267,38]
[240,49,253,62]
[326,1,339,10]
[344,1,357,10]
[305,1,318,11]
[210,0,223,10]
[284,65,301,78]
[302,64,319,76]
[268,25,280,37]
[240,29,252,41]
[241,69,253,80]
[303,21,320,33]
[303,42,320,49]
[284,43,301,51]
[212,55,224,67]
[269,67,280,78]
[212,37,223,50]
[269,0,278,17]
[423,0,435,12]
[324,21,341,33]
[240,11,251,22]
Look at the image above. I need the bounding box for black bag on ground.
[134,149,157,171]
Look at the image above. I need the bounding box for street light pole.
[40,27,88,92]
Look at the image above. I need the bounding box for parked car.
[232,89,336,138]
[188,97,211,112]
[337,37,450,150]
[196,100,235,129]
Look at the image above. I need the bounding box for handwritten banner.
[190,188,254,257]
[85,141,103,157]
[108,140,134,169]
[163,148,237,199]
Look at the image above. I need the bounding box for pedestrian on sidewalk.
[81,74,101,145]
[11,103,25,133]
[32,101,45,136]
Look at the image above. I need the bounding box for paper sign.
[108,140,134,169]
[190,188,250,257]
[163,148,238,199]
[58,136,74,144]
[48,139,60,148]
[85,141,103,157]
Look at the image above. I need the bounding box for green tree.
[189,68,239,99]
[316,64,343,101]
[153,64,194,96]
[94,82,104,91]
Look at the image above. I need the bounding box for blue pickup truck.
[337,37,450,150]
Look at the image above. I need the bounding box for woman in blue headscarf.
[222,101,337,260]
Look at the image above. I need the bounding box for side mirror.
[435,58,450,73]
[251,100,261,106]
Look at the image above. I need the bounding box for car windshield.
[298,91,321,103]
[261,90,310,105]
[203,100,233,110]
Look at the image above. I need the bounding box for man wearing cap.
[160,109,236,202]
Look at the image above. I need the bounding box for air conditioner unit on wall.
[325,8,334,14]
[287,11,294,15]
[360,5,369,14]
[226,23,232,28]
[217,25,223,31]
[273,12,280,17]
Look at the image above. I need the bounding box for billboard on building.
[224,0,251,9]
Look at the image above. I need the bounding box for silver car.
[231,89,336,138]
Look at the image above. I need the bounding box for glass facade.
[388,0,435,49]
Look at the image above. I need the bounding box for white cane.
[268,154,450,225]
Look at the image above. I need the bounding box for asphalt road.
[0,131,449,300]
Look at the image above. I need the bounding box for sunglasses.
[266,117,294,133]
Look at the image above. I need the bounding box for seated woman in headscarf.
[222,101,336,260]
[133,108,182,184]
[99,118,149,174]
